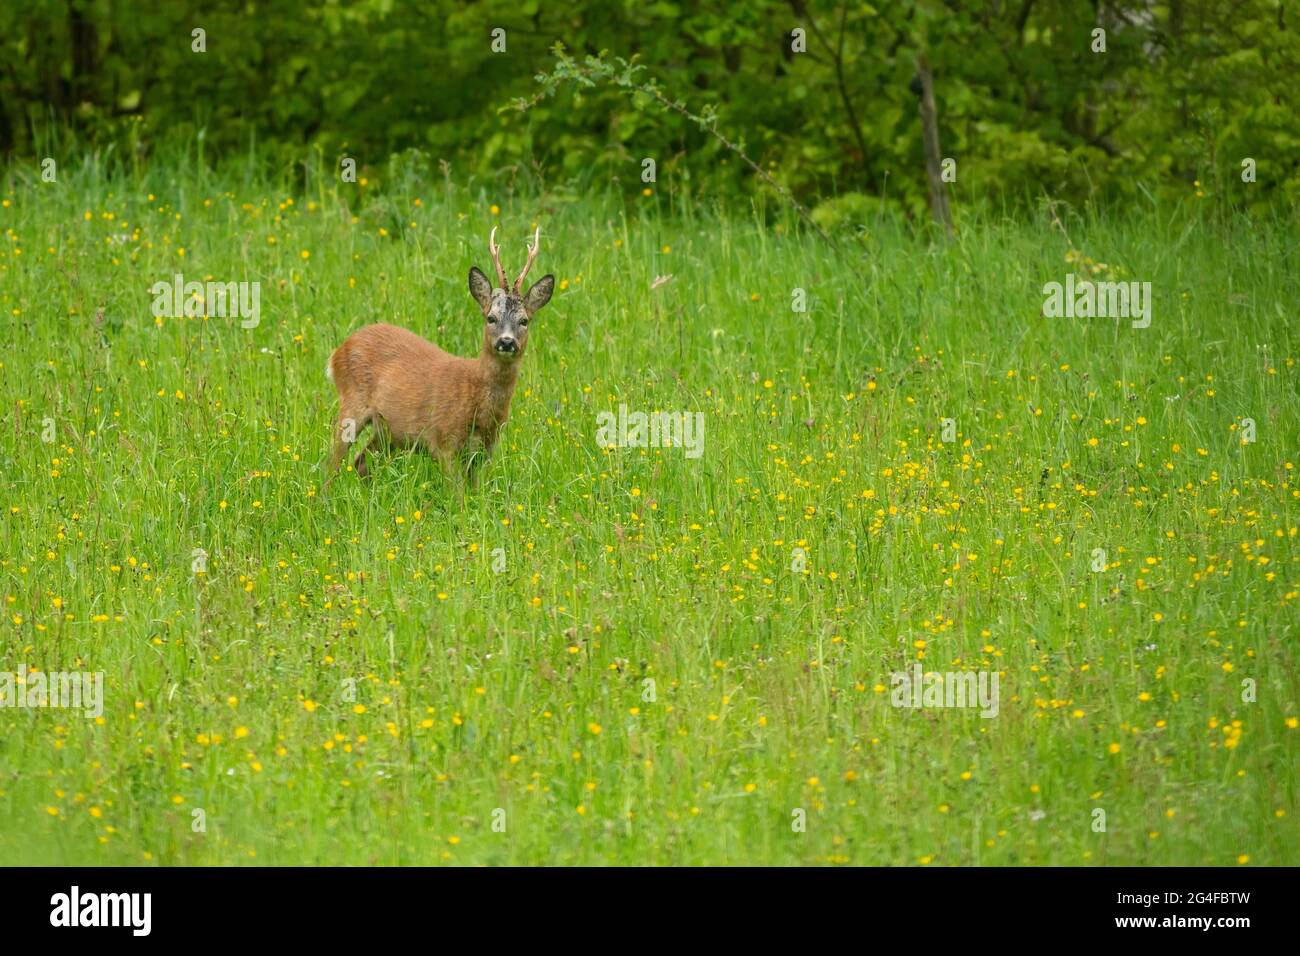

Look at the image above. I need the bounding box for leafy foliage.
[0,1,1295,215]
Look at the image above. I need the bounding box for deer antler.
[512,227,541,295]
[488,226,508,289]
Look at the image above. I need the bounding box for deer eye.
[519,319,528,327]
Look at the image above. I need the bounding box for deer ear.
[468,267,494,315]
[523,274,555,314]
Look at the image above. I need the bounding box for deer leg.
[430,443,465,507]
[352,433,385,479]
[466,438,494,491]
[325,408,370,489]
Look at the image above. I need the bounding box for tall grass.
[0,151,1296,864]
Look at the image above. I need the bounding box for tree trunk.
[915,52,953,236]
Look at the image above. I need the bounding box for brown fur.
[326,322,520,479]
[325,231,554,489]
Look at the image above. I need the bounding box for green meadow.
[1,155,1296,865]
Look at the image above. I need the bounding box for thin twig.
[515,49,836,247]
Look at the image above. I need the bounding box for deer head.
[468,226,555,361]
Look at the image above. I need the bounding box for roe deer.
[325,227,554,488]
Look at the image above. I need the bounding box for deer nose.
[495,336,518,353]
